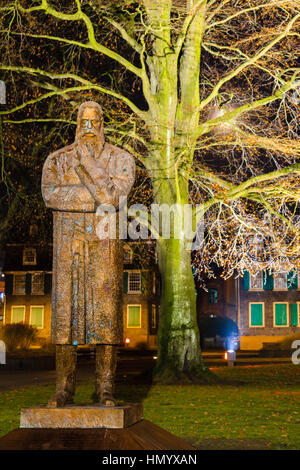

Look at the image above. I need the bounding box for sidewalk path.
[0,355,292,392]
[0,366,95,392]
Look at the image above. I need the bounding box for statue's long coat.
[42,142,135,345]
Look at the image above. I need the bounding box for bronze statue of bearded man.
[42,101,135,407]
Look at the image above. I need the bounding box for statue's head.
[75,101,105,154]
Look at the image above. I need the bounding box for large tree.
[0,0,299,382]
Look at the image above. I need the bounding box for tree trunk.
[150,171,209,383]
[154,236,207,383]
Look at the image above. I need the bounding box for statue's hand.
[74,143,95,168]
[107,178,116,193]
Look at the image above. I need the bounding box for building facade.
[2,245,53,345]
[122,243,160,348]
[3,243,298,352]
[239,270,300,350]
[197,268,300,350]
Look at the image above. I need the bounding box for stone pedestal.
[0,402,195,450]
[20,402,143,429]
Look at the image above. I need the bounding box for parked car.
[198,315,240,350]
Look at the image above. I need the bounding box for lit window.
[14,275,26,294]
[274,272,287,290]
[127,305,141,328]
[30,306,44,329]
[123,248,133,263]
[250,272,263,290]
[128,272,141,293]
[11,306,25,323]
[23,248,36,265]
[31,273,44,295]
[274,303,288,326]
[249,303,264,327]
[291,304,298,326]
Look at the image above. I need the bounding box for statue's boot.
[47,345,77,408]
[95,344,117,407]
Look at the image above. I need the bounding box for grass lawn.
[0,363,300,449]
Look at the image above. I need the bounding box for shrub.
[39,341,56,354]
[2,323,39,353]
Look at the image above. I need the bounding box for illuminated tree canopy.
[0,0,299,382]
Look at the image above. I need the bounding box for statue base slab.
[20,402,143,429]
[0,420,195,450]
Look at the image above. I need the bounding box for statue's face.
[79,107,102,140]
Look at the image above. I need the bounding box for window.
[208,288,218,304]
[14,274,26,294]
[128,272,141,293]
[274,303,289,327]
[287,271,298,290]
[152,272,156,294]
[250,272,263,290]
[11,306,25,323]
[291,303,299,326]
[249,303,264,327]
[30,306,44,329]
[127,305,141,328]
[123,248,133,263]
[23,248,36,265]
[151,304,157,329]
[274,272,287,291]
[31,273,44,295]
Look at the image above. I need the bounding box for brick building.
[239,270,300,350]
[2,245,53,345]
[197,268,300,350]
[3,243,299,351]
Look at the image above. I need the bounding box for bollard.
[224,350,236,367]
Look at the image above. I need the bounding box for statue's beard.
[76,132,104,159]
